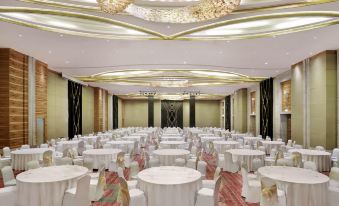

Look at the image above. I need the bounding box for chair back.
[116,152,125,168]
[118,177,130,206]
[1,166,14,184]
[303,161,317,171]
[130,161,139,178]
[332,148,339,158]
[75,175,91,205]
[197,160,207,176]
[274,150,284,166]
[59,157,73,165]
[63,148,75,159]
[26,160,40,170]
[3,147,10,157]
[291,151,303,167]
[329,167,339,181]
[213,175,223,206]
[260,177,278,206]
[252,158,263,172]
[83,158,93,171]
[95,167,107,200]
[42,150,53,167]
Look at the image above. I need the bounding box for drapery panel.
[225,95,231,130]
[260,78,273,139]
[68,81,82,139]
[113,95,118,129]
[189,96,195,127]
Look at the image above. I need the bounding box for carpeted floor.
[0,170,257,206]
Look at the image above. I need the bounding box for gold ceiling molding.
[1,8,339,40]
[76,69,266,87]
[18,0,339,15]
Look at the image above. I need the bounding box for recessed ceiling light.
[59,34,64,37]
[313,36,318,40]
[18,34,23,38]
[285,52,289,55]
[48,50,52,54]
[65,60,70,64]
[265,62,268,65]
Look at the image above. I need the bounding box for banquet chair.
[260,177,286,206]
[26,160,40,170]
[290,152,303,168]
[62,148,76,159]
[333,148,339,159]
[21,145,30,150]
[62,175,91,206]
[117,167,137,190]
[333,153,339,168]
[252,158,263,173]
[274,150,284,166]
[103,143,112,149]
[1,166,16,187]
[120,177,147,206]
[2,147,11,158]
[223,151,239,173]
[77,141,86,156]
[40,144,48,148]
[89,166,106,201]
[195,175,222,206]
[202,167,221,189]
[0,186,17,206]
[83,158,94,172]
[328,167,339,206]
[241,164,260,203]
[42,150,53,167]
[303,161,317,171]
[130,161,139,179]
[72,158,84,166]
[175,158,186,167]
[197,160,207,178]
[315,146,325,151]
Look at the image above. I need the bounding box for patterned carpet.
[0,170,258,206]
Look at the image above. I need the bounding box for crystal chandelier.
[97,0,241,23]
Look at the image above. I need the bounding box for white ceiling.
[0,0,339,95]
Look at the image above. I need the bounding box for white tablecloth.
[160,141,186,149]
[153,149,190,166]
[213,141,239,153]
[288,149,331,172]
[228,149,265,171]
[122,136,142,142]
[258,166,329,206]
[57,140,79,151]
[200,136,223,142]
[80,136,97,143]
[138,166,202,206]
[16,165,88,206]
[107,140,134,153]
[161,136,184,141]
[243,136,262,145]
[82,149,122,169]
[11,148,52,170]
[261,141,285,154]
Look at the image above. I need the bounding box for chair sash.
[92,172,121,206]
[201,150,218,180]
[291,152,302,167]
[43,150,53,167]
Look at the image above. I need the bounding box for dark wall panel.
[189,96,195,127]
[260,78,273,139]
[161,100,183,128]
[225,95,231,130]
[113,95,118,129]
[148,96,154,127]
[68,81,82,139]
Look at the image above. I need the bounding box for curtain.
[148,96,154,127]
[113,95,118,129]
[189,96,195,127]
[225,95,231,130]
[68,81,82,139]
[260,78,273,139]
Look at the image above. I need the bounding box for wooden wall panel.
[94,87,104,132]
[0,49,10,147]
[35,60,48,143]
[281,80,291,112]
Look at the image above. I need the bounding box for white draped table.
[107,140,134,153]
[122,136,142,142]
[243,136,262,145]
[16,165,88,206]
[161,136,184,141]
[11,148,52,170]
[137,166,202,206]
[200,136,223,142]
[82,149,122,169]
[213,141,239,153]
[258,166,329,206]
[79,136,97,143]
[288,149,331,172]
[153,149,190,166]
[261,141,285,154]
[57,140,79,151]
[160,141,186,149]
[228,149,265,171]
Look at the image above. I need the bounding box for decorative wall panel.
[189,96,195,127]
[161,100,183,128]
[0,48,28,148]
[68,81,82,138]
[260,78,274,139]
[148,96,154,127]
[281,80,291,112]
[225,95,231,130]
[113,95,119,129]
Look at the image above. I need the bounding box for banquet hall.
[1,0,339,205]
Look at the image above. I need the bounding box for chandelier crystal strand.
[98,0,241,23]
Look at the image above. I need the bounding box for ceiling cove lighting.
[190,70,238,77]
[274,17,331,29]
[48,21,77,29]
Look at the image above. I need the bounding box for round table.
[122,136,142,142]
[228,149,265,171]
[160,141,186,149]
[57,140,79,151]
[161,136,184,141]
[107,140,134,153]
[80,136,97,143]
[82,149,122,169]
[213,141,239,153]
[11,148,52,170]
[261,141,285,154]
[200,136,223,142]
[138,166,202,206]
[153,149,190,166]
[16,165,88,206]
[288,149,331,172]
[258,166,329,206]
[243,136,262,145]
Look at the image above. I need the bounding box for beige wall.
[154,100,161,127]
[247,84,260,136]
[47,71,68,139]
[183,100,190,127]
[123,100,148,127]
[107,94,113,130]
[82,86,94,135]
[195,100,220,127]
[233,88,247,133]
